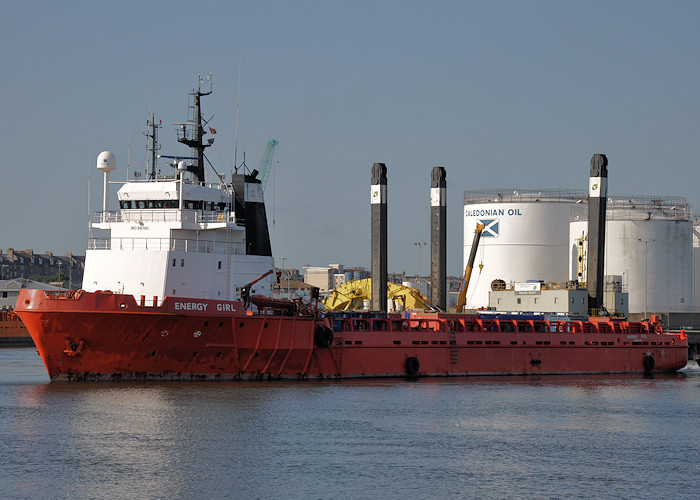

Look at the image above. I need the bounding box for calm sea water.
[1,347,699,500]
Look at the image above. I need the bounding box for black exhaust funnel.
[371,163,388,312]
[586,154,608,313]
[430,166,446,310]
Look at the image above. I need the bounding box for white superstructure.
[85,175,275,305]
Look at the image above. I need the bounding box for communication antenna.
[199,72,212,90]
[87,135,92,240]
[234,54,242,176]
[127,101,132,180]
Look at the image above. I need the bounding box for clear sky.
[2,0,699,277]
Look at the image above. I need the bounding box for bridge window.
[121,200,183,209]
[115,200,227,211]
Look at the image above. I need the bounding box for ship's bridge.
[93,179,237,226]
[117,180,229,205]
[90,179,244,253]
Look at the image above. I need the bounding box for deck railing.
[94,209,238,224]
[88,237,244,254]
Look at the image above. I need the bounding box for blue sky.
[1,0,699,277]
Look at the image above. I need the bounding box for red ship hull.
[16,289,688,381]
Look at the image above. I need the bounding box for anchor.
[63,338,85,357]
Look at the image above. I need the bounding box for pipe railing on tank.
[464,189,587,204]
[569,196,692,222]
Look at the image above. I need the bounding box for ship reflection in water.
[1,348,699,499]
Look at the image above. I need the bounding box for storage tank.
[463,189,585,308]
[570,196,693,316]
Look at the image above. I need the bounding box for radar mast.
[146,113,161,180]
[175,74,213,184]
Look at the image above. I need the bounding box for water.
[1,348,699,500]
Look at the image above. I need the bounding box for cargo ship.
[15,77,688,381]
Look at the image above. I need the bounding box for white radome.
[96,151,116,172]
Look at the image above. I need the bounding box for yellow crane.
[456,223,485,313]
[323,278,438,312]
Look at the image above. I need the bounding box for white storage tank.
[463,189,585,308]
[570,196,693,316]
